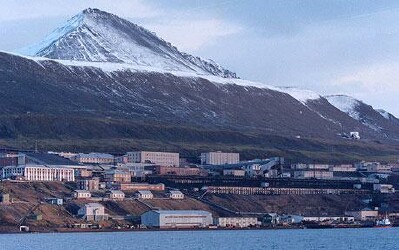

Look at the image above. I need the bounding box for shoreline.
[0,224,386,235]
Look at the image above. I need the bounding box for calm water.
[1,228,398,250]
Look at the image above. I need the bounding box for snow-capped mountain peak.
[16,8,237,78]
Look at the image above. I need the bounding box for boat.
[375,216,392,228]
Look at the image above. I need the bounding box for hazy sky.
[1,0,399,116]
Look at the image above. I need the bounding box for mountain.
[1,8,399,161]
[325,95,399,139]
[17,8,237,79]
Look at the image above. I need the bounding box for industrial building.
[141,210,213,228]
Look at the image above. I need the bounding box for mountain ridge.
[1,8,399,161]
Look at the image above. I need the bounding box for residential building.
[330,164,356,172]
[141,210,213,228]
[105,170,131,183]
[127,151,179,167]
[169,190,184,199]
[76,178,100,191]
[107,190,125,200]
[223,169,245,177]
[2,165,75,182]
[345,208,379,221]
[113,183,165,191]
[200,151,239,165]
[71,153,114,164]
[73,190,91,199]
[135,190,154,199]
[77,203,108,221]
[153,166,208,176]
[215,217,258,228]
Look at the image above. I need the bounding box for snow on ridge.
[377,109,390,120]
[277,87,321,104]
[15,13,84,56]
[325,95,361,120]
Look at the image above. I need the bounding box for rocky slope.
[0,8,398,160]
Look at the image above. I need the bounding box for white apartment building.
[200,151,240,165]
[72,153,114,164]
[127,151,179,167]
[2,165,75,182]
[215,217,259,228]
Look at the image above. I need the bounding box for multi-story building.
[293,170,333,179]
[200,151,240,165]
[105,170,131,183]
[215,217,259,228]
[78,203,108,221]
[72,153,114,165]
[76,178,100,191]
[153,166,208,176]
[2,165,75,182]
[329,164,356,172]
[127,151,179,167]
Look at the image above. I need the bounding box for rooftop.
[25,152,81,166]
[147,210,211,215]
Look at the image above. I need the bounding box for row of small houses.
[73,190,185,200]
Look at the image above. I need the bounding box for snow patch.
[325,95,361,120]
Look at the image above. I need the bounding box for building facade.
[76,178,100,191]
[113,183,165,191]
[200,152,240,165]
[135,190,154,199]
[215,217,259,228]
[153,166,208,176]
[141,210,213,228]
[169,190,184,199]
[72,153,114,164]
[2,165,74,182]
[78,203,108,221]
[107,190,125,200]
[127,151,179,167]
